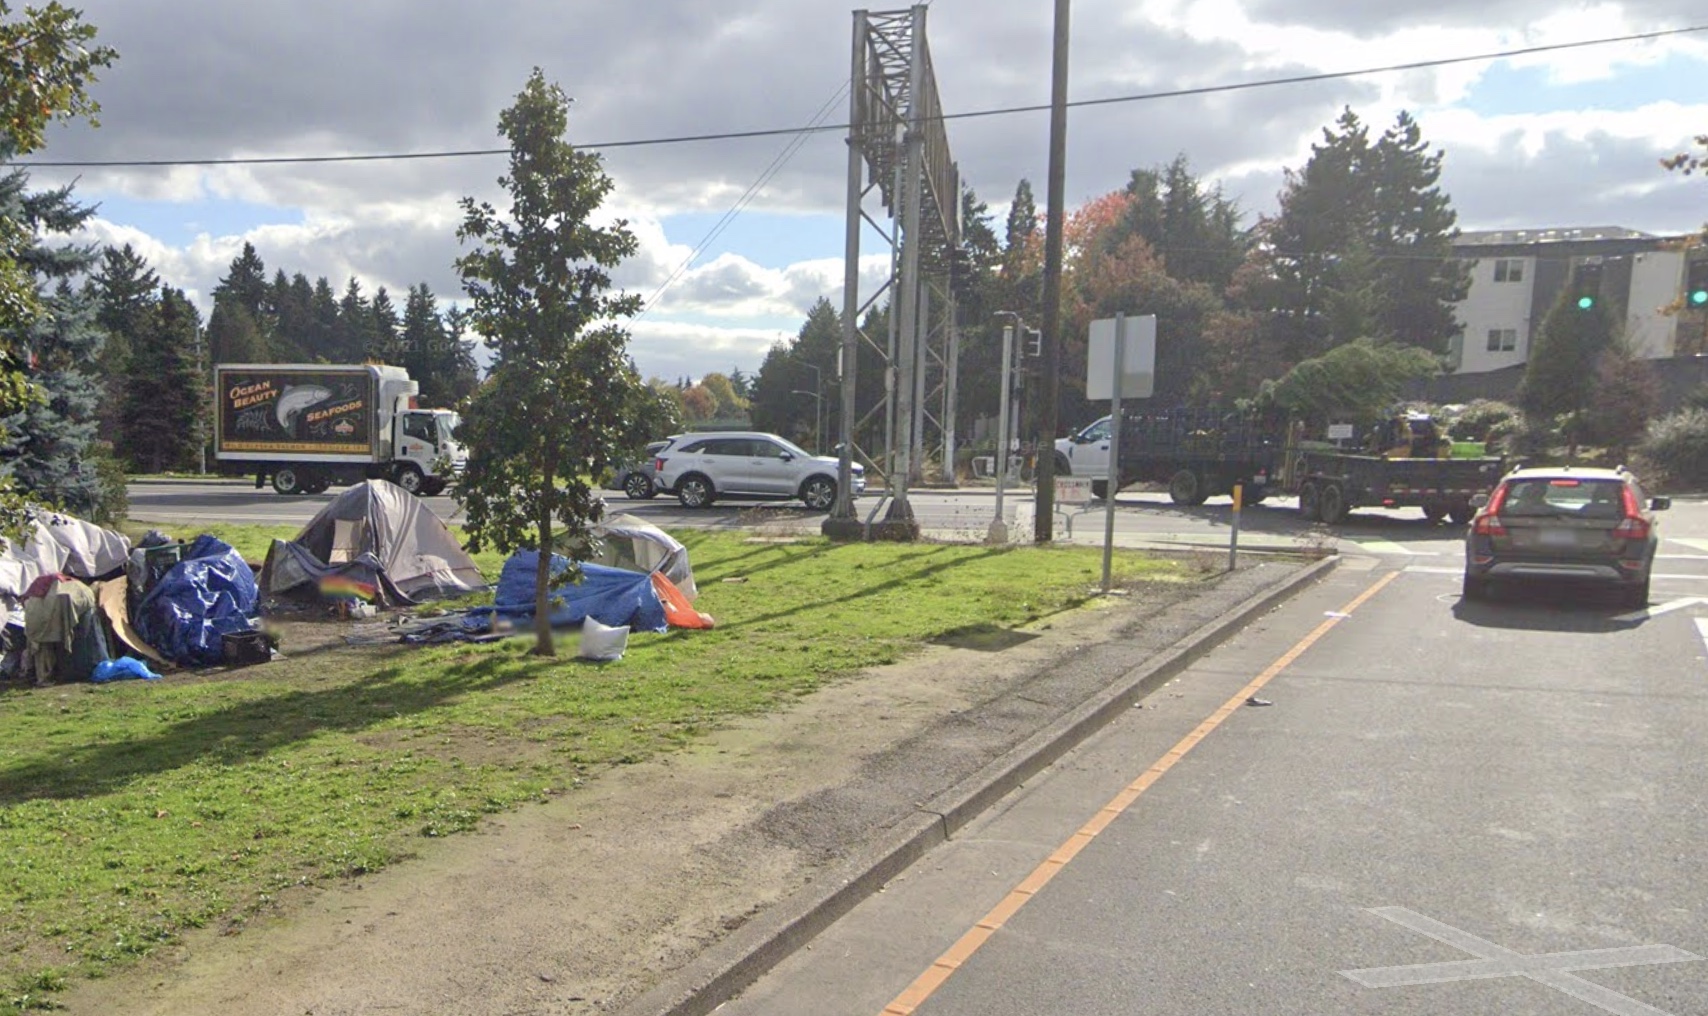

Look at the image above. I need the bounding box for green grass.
[1450,441,1491,458]
[0,525,1203,1012]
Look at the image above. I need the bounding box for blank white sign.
[1087,315,1157,400]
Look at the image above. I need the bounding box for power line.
[638,83,850,317]
[18,24,1706,169]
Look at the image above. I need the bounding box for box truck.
[213,363,465,496]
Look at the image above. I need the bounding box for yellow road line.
[878,570,1402,1016]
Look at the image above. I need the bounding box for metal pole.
[1034,0,1072,543]
[1229,483,1243,571]
[989,322,1014,544]
[911,281,930,484]
[943,295,959,485]
[886,3,928,526]
[830,9,866,525]
[1101,313,1124,593]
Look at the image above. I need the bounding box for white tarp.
[0,511,132,600]
[587,513,698,600]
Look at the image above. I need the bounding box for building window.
[1493,258,1524,283]
[1486,328,1518,352]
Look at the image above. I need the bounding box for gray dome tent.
[261,481,485,605]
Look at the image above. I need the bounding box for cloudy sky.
[21,0,1708,383]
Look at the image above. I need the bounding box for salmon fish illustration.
[276,385,332,430]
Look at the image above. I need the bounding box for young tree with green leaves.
[454,68,655,657]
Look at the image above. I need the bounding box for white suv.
[653,431,865,511]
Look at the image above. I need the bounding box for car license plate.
[1538,529,1577,547]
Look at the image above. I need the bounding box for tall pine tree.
[90,243,159,449]
[121,286,204,473]
[0,164,112,515]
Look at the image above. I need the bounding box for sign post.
[1101,315,1125,592]
[988,324,1016,544]
[1229,483,1243,572]
[1087,314,1155,593]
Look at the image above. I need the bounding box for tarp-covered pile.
[134,535,261,668]
[261,481,484,606]
[465,545,712,637]
[0,510,131,600]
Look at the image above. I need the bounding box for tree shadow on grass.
[0,653,540,806]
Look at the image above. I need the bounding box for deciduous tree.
[454,69,653,656]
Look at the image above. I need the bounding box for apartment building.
[1449,226,1699,374]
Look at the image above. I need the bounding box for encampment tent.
[260,480,485,605]
[0,511,131,602]
[134,535,260,668]
[585,513,698,600]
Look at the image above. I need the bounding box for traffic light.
[1688,258,1708,309]
[1570,260,1603,311]
[1025,328,1043,358]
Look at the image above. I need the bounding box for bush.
[1639,407,1708,490]
[1450,399,1522,443]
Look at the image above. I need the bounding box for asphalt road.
[125,479,1708,565]
[721,558,1708,1016]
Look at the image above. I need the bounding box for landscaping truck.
[1105,407,1507,523]
[213,363,465,496]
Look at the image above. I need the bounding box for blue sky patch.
[1461,52,1704,118]
[85,193,304,247]
[658,209,843,268]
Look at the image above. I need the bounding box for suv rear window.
[1502,478,1626,519]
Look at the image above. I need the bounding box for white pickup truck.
[1053,415,1114,497]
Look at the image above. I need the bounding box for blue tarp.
[134,535,260,667]
[469,552,667,634]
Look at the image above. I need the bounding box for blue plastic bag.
[92,657,161,682]
[469,552,667,634]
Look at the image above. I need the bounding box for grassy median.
[1,524,1207,1012]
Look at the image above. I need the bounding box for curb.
[617,553,1341,1016]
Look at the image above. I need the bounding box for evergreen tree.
[1520,293,1616,424]
[369,285,403,362]
[90,243,159,447]
[306,276,341,361]
[1240,108,1467,364]
[4,274,108,515]
[0,5,115,530]
[121,286,204,473]
[334,277,374,362]
[265,269,315,361]
[751,298,838,445]
[217,242,269,323]
[399,283,476,407]
[206,299,267,365]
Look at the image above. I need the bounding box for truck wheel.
[1447,503,1475,525]
[271,467,305,496]
[1167,469,1202,506]
[1091,479,1109,500]
[1319,483,1347,524]
[420,480,447,497]
[1298,482,1320,520]
[1423,501,1448,524]
[1054,452,1071,476]
[394,464,426,495]
[304,475,332,495]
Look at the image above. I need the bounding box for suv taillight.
[654,457,666,472]
[1613,485,1650,540]
[1472,483,1510,536]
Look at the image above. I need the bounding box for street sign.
[1086,315,1156,400]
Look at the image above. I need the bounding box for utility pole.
[1035,0,1071,543]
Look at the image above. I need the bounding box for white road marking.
[1695,618,1708,659]
[1611,597,1708,623]
[1343,907,1699,1015]
[1343,538,1439,556]
[1668,537,1708,554]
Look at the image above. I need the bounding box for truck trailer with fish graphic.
[214,363,466,496]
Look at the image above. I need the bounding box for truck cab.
[392,409,466,496]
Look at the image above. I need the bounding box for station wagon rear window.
[1501,478,1626,519]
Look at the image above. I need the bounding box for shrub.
[1639,407,1708,490]
[1450,399,1522,443]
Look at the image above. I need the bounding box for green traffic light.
[1577,296,1595,310]
[1692,290,1708,307]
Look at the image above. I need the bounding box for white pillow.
[578,616,630,662]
